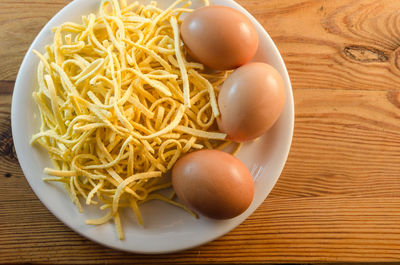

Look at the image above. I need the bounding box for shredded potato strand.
[31,0,239,240]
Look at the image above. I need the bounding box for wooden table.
[2,0,400,263]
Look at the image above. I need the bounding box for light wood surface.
[2,0,400,263]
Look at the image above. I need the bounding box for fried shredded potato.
[31,0,239,239]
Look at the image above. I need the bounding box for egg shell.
[172,149,254,219]
[180,5,258,70]
[217,62,286,142]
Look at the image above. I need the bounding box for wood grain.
[3,0,400,263]
[0,1,68,81]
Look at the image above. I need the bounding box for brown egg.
[217,62,286,142]
[172,150,254,219]
[180,5,258,70]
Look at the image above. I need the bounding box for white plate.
[11,0,294,254]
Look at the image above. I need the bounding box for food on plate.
[29,0,286,240]
[30,0,236,240]
[217,62,286,142]
[172,149,254,219]
[180,5,258,70]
